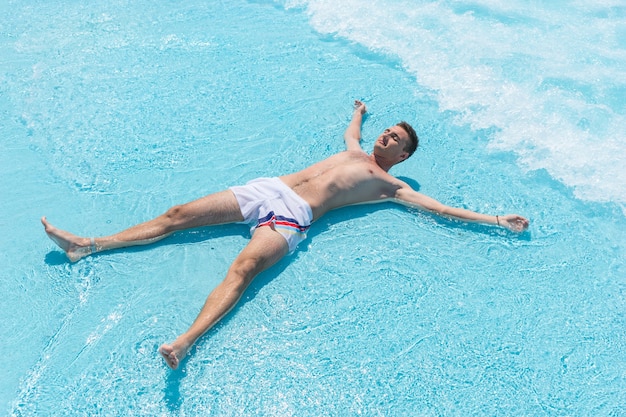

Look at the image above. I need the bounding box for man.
[42,100,529,369]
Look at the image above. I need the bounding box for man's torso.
[279,151,405,221]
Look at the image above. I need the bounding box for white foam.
[281,0,626,207]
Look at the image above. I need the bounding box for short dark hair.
[397,121,418,157]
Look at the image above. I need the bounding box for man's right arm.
[343,100,367,151]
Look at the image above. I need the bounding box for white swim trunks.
[230,177,313,253]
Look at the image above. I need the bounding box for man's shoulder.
[335,149,369,159]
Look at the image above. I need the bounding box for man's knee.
[228,256,263,287]
[163,204,188,228]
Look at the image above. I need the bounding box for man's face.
[373,125,410,163]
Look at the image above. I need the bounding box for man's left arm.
[394,185,529,232]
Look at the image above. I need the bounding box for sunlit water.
[1,0,625,415]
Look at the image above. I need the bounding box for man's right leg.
[42,190,244,262]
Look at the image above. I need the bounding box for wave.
[278,0,626,209]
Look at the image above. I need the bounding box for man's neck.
[371,154,393,172]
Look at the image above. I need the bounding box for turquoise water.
[2,0,625,415]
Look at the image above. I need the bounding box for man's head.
[373,122,419,166]
[397,121,418,157]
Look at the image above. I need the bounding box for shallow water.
[2,0,625,415]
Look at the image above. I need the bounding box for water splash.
[281,0,626,208]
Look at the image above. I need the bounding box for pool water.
[2,0,625,415]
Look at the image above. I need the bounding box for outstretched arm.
[394,185,529,232]
[344,100,367,151]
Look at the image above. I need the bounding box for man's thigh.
[234,226,289,279]
[175,190,244,228]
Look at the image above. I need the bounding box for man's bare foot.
[41,217,93,262]
[159,342,188,370]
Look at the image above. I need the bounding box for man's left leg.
[159,225,289,369]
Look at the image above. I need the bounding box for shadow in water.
[397,176,421,192]
[163,359,189,413]
[44,250,70,265]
